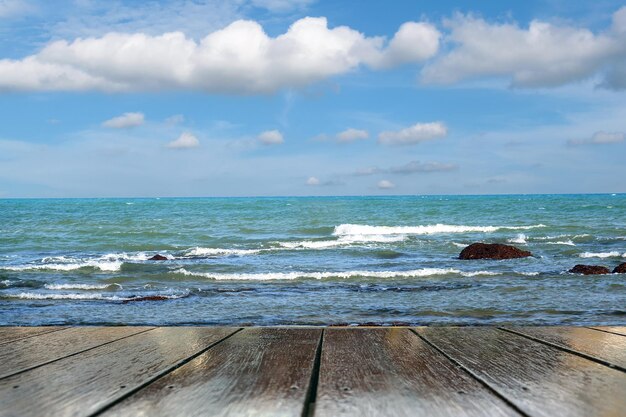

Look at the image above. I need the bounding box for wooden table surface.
[0,326,625,417]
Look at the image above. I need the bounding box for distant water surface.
[1,195,625,326]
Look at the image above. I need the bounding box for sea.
[1,194,625,326]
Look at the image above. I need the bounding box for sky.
[0,0,625,198]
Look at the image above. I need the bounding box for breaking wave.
[333,223,546,236]
[44,283,122,290]
[175,268,502,281]
[579,251,626,258]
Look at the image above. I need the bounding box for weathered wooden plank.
[588,326,626,337]
[0,326,153,379]
[0,327,67,346]
[417,327,626,417]
[0,327,237,417]
[504,326,626,370]
[315,328,520,417]
[102,328,321,417]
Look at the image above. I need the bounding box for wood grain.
[315,328,520,417]
[504,326,626,370]
[0,326,153,379]
[103,327,321,417]
[417,327,626,417]
[588,326,626,337]
[0,327,67,346]
[0,327,237,417]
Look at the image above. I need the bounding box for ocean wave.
[333,223,546,237]
[579,251,626,258]
[5,291,186,301]
[277,234,405,250]
[183,247,261,257]
[544,240,576,246]
[508,234,527,244]
[44,283,122,290]
[175,268,502,281]
[2,260,123,272]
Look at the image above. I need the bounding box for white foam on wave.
[3,260,123,272]
[175,268,502,281]
[278,234,406,250]
[44,283,121,290]
[579,251,626,258]
[183,247,261,257]
[545,240,576,246]
[508,234,527,244]
[6,291,186,301]
[333,223,546,237]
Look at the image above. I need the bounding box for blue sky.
[0,0,625,197]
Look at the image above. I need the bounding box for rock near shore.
[569,264,610,275]
[148,254,168,261]
[613,263,626,274]
[459,243,532,260]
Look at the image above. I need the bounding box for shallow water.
[1,195,625,325]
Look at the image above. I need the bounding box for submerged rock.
[459,243,532,260]
[123,295,170,303]
[613,263,626,274]
[148,254,168,261]
[569,264,610,275]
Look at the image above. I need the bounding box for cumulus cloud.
[306,176,320,186]
[102,112,145,129]
[378,122,447,146]
[167,132,199,149]
[377,180,395,189]
[421,8,626,89]
[336,128,369,142]
[389,160,458,174]
[258,130,284,145]
[0,17,440,94]
[567,131,625,146]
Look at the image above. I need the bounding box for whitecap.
[6,291,186,301]
[44,283,121,290]
[183,247,261,257]
[544,241,576,246]
[579,251,625,258]
[3,260,122,272]
[278,234,406,250]
[508,234,527,244]
[174,268,504,281]
[333,223,545,237]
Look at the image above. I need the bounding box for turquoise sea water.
[1,195,625,326]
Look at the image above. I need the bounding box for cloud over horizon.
[0,17,439,94]
[167,132,200,149]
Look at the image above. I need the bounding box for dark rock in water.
[613,263,626,274]
[569,264,610,275]
[459,243,532,260]
[148,254,168,261]
[123,295,170,303]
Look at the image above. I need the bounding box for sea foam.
[44,283,121,290]
[579,251,626,258]
[333,223,546,236]
[175,268,502,281]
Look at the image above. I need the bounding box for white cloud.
[249,0,315,12]
[165,114,185,125]
[336,128,369,142]
[0,17,440,94]
[0,0,33,18]
[102,112,145,129]
[167,132,199,149]
[421,9,626,89]
[371,22,440,69]
[378,122,447,146]
[377,179,395,189]
[306,176,320,186]
[258,129,284,145]
[389,160,458,174]
[567,131,625,146]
